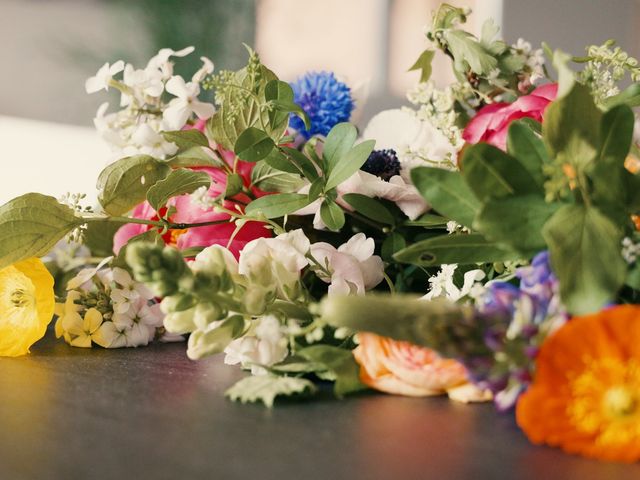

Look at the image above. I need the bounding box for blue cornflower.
[361,149,401,181]
[289,71,354,138]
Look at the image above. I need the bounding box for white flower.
[422,264,486,302]
[85,61,125,93]
[121,63,165,105]
[191,244,239,276]
[112,267,154,300]
[147,46,195,79]
[363,108,457,170]
[163,75,215,129]
[66,257,113,291]
[310,233,384,295]
[131,124,178,158]
[224,315,288,375]
[238,229,310,299]
[192,57,214,83]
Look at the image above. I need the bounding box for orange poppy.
[516,305,640,463]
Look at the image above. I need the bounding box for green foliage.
[297,345,366,397]
[245,193,311,219]
[97,155,171,216]
[234,127,275,162]
[162,129,209,150]
[409,49,435,83]
[543,204,626,314]
[225,375,317,407]
[410,167,479,228]
[394,233,519,267]
[342,193,396,226]
[83,220,122,257]
[506,121,547,187]
[166,146,225,169]
[146,168,211,211]
[250,162,306,193]
[0,194,82,268]
[320,200,345,231]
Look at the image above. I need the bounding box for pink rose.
[113,160,272,259]
[462,83,558,151]
[353,333,492,402]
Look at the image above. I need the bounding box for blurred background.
[0,0,639,202]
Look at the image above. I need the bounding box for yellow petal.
[0,258,54,357]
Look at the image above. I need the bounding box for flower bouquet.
[2,3,640,463]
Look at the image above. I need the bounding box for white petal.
[165,75,190,99]
[190,100,215,120]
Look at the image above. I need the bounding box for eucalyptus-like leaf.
[410,167,479,228]
[323,123,358,174]
[280,146,319,181]
[543,204,626,315]
[0,193,82,268]
[224,173,245,198]
[147,168,211,212]
[234,127,276,162]
[250,162,305,193]
[394,233,520,266]
[97,155,171,216]
[320,200,346,231]
[325,140,375,191]
[245,193,311,219]
[381,232,407,261]
[341,193,395,226]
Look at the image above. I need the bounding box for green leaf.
[234,127,275,162]
[263,148,299,174]
[297,345,367,397]
[146,168,211,212]
[394,233,520,266]
[543,204,626,315]
[543,82,601,167]
[325,140,375,191]
[245,193,311,219]
[83,220,122,257]
[591,104,635,211]
[225,376,316,407]
[461,143,543,201]
[474,195,560,255]
[551,50,576,98]
[161,129,208,151]
[0,193,82,268]
[323,123,358,174]
[280,146,319,181]
[409,49,436,82]
[506,121,547,187]
[250,161,305,193]
[442,29,498,75]
[404,213,449,228]
[97,155,171,216]
[410,167,479,228]
[264,80,302,132]
[224,173,245,198]
[603,83,640,108]
[166,146,225,169]
[342,193,396,225]
[320,200,345,231]
[381,232,407,261]
[273,100,311,131]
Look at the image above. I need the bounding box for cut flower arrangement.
[2,3,640,463]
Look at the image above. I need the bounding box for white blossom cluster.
[622,237,640,264]
[85,47,215,161]
[163,230,384,374]
[512,38,545,87]
[55,259,176,348]
[422,264,486,302]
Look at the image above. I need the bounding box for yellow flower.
[0,258,55,356]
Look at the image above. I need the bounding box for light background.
[1,0,638,203]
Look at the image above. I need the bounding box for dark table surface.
[1,332,639,480]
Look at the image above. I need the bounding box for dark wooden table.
[1,332,639,480]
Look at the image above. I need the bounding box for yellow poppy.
[0,258,55,356]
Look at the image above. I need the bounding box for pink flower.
[113,162,272,259]
[462,83,557,151]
